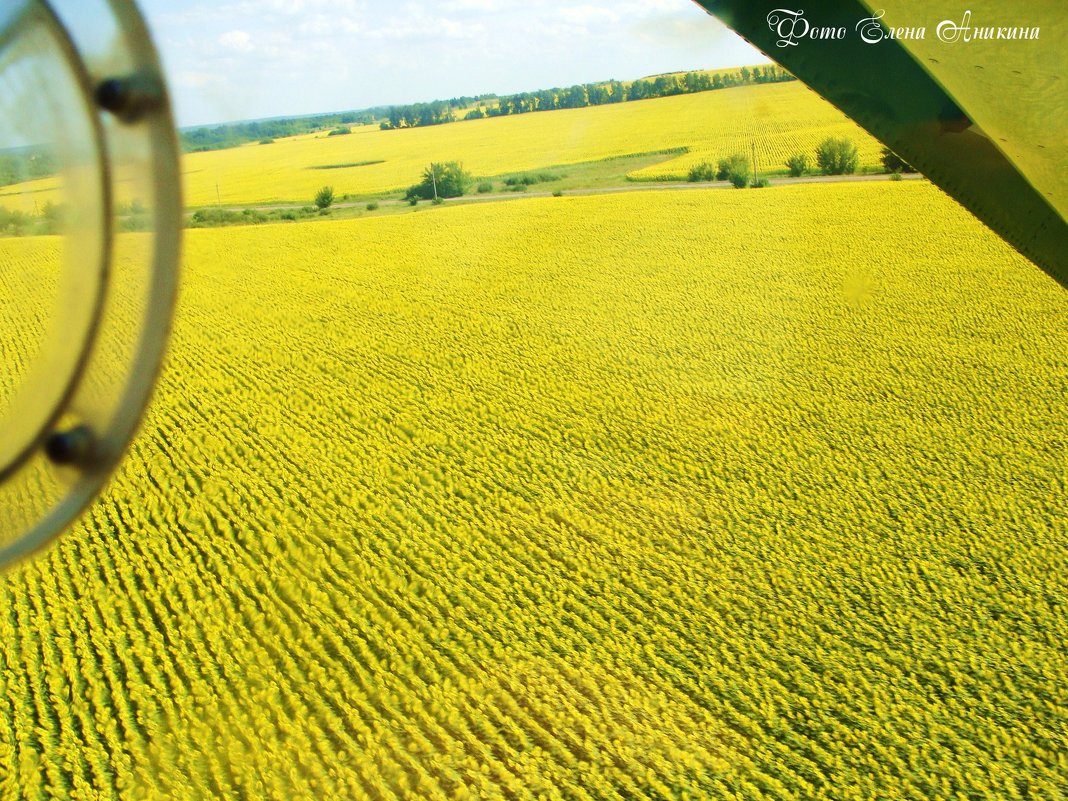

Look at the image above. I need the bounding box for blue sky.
[137,0,765,127]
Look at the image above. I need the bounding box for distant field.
[1,182,1064,799]
[0,82,886,211]
[174,81,882,205]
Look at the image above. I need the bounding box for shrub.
[477,181,493,194]
[552,189,563,197]
[729,171,750,189]
[502,171,561,187]
[431,197,445,205]
[716,154,749,181]
[39,201,64,235]
[785,153,808,177]
[889,171,903,181]
[314,186,334,209]
[327,126,351,137]
[318,208,331,216]
[189,207,242,226]
[366,201,379,211]
[408,197,418,206]
[0,207,29,235]
[815,137,859,175]
[259,138,274,145]
[405,161,471,201]
[301,206,315,215]
[750,177,769,188]
[687,162,716,182]
[711,153,750,188]
[116,199,147,216]
[280,211,297,220]
[880,146,916,173]
[119,215,151,232]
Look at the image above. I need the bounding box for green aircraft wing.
[693,0,1067,290]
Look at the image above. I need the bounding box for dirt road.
[207,172,925,214]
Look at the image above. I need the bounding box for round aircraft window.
[0,0,179,565]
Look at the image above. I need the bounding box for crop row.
[0,182,1064,799]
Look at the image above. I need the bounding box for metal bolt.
[95,78,127,112]
[45,425,94,466]
[95,75,162,123]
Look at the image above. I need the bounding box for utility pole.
[216,182,221,207]
[431,163,438,201]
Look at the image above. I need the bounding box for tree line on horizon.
[178,65,795,152]
[179,110,380,153]
[0,150,58,188]
[381,64,794,130]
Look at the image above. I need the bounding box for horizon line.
[178,60,778,131]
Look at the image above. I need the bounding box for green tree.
[728,169,750,189]
[880,146,916,174]
[687,162,716,182]
[314,186,335,209]
[815,137,859,175]
[405,162,471,201]
[785,153,809,177]
[716,154,750,184]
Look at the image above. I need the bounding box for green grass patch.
[308,160,386,170]
[486,150,690,193]
[502,171,565,187]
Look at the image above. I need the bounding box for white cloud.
[175,70,225,88]
[442,0,508,10]
[218,29,254,52]
[618,0,688,15]
[632,13,733,49]
[298,14,366,36]
[558,5,620,27]
[368,13,485,41]
[440,18,486,38]
[227,0,367,14]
